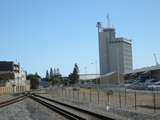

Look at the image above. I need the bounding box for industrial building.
[98,18,133,75]
[0,61,30,93]
[79,18,133,86]
[124,65,160,81]
[79,73,124,87]
[0,61,26,81]
[79,74,99,86]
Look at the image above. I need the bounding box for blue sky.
[0,0,160,76]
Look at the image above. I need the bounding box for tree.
[50,68,54,79]
[54,68,56,75]
[27,73,41,89]
[62,77,70,86]
[45,70,49,81]
[50,68,63,85]
[68,63,79,84]
[57,68,60,75]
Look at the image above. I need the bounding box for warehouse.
[124,65,160,82]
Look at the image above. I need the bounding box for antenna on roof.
[106,14,111,28]
[153,53,159,65]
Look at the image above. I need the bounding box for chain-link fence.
[46,85,160,119]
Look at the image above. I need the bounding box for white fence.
[0,85,30,94]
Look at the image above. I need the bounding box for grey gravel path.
[0,98,67,120]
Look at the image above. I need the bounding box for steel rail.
[30,95,85,120]
[32,93,115,120]
[0,95,26,108]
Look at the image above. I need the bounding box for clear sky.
[0,0,160,76]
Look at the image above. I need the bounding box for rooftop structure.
[124,65,160,75]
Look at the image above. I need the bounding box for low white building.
[79,72,124,87]
[79,74,100,87]
[14,67,26,80]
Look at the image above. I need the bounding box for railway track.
[30,93,115,120]
[30,95,85,120]
[0,95,26,108]
[0,93,116,120]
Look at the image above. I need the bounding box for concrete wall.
[100,73,124,85]
[114,38,133,73]
[0,85,30,94]
[99,31,111,74]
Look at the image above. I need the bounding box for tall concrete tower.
[98,17,133,75]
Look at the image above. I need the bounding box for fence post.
[73,90,74,102]
[83,91,85,102]
[119,91,121,108]
[152,88,156,112]
[69,89,71,100]
[65,88,66,98]
[61,87,63,97]
[78,90,79,103]
[90,88,92,102]
[58,88,59,96]
[125,88,127,106]
[107,93,109,106]
[97,90,99,104]
[66,89,68,99]
[134,91,137,110]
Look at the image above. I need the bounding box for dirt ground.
[45,87,160,120]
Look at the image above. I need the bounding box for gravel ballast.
[0,98,67,120]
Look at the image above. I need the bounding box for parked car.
[127,79,147,90]
[128,83,147,90]
[147,81,160,90]
[144,79,159,85]
[124,79,137,87]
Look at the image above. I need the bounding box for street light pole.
[96,22,101,86]
[95,60,98,84]
[116,43,120,85]
[96,22,101,104]
[91,60,98,81]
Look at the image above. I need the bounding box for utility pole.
[96,22,101,104]
[96,22,101,85]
